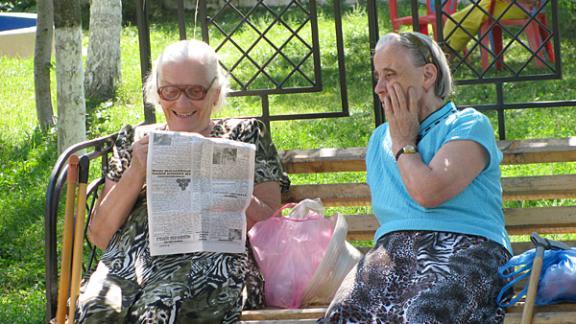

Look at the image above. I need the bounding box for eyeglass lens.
[159,85,208,101]
[158,77,216,101]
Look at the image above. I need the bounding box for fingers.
[407,87,418,116]
[383,94,393,118]
[383,82,405,120]
[130,135,149,152]
[139,139,149,156]
[386,84,399,115]
[386,83,407,115]
[393,83,407,112]
[132,136,149,166]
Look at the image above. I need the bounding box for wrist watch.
[395,144,418,161]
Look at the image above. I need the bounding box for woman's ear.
[422,64,438,93]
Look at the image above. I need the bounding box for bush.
[0,0,36,12]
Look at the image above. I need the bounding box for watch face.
[404,145,417,153]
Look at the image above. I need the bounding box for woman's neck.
[166,120,214,136]
[418,96,446,122]
[198,120,214,136]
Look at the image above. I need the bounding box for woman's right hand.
[89,135,149,249]
[129,135,149,179]
[383,83,420,153]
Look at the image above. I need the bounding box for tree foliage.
[0,0,36,11]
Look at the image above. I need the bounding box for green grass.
[1,2,576,322]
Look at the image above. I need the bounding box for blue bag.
[496,247,576,307]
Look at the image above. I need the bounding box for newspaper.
[146,130,255,256]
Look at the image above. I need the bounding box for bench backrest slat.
[280,137,576,173]
[283,174,576,206]
[498,137,576,164]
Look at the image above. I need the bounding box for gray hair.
[143,39,230,111]
[375,32,453,100]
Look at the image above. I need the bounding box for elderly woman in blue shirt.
[319,32,511,323]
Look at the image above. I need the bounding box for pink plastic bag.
[248,199,334,309]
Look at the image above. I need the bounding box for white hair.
[143,39,230,111]
[375,32,453,100]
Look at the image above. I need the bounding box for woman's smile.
[172,110,197,118]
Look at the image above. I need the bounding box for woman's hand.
[129,135,149,180]
[383,83,420,153]
[246,182,282,231]
[89,136,149,249]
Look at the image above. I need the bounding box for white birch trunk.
[34,0,55,131]
[55,26,86,153]
[84,0,122,100]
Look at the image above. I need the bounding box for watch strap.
[395,145,417,161]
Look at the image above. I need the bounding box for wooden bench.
[44,135,576,323]
[242,137,576,323]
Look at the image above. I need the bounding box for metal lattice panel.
[439,0,560,83]
[207,0,322,95]
[135,0,574,139]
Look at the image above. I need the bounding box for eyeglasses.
[157,77,217,101]
[400,33,434,66]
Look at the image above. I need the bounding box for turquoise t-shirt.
[366,102,512,253]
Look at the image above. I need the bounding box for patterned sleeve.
[231,119,291,193]
[106,124,135,182]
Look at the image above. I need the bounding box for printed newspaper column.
[146,130,255,256]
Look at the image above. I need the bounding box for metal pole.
[496,82,506,140]
[136,0,156,124]
[411,0,420,32]
[177,0,187,40]
[367,0,383,127]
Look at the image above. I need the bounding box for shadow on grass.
[0,129,57,289]
[0,128,58,323]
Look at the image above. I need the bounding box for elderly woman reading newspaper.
[75,40,289,323]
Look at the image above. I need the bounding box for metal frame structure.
[434,0,572,139]
[135,0,574,140]
[136,0,576,139]
[136,0,350,132]
[44,134,116,322]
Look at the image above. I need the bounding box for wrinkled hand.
[382,83,420,153]
[129,135,149,179]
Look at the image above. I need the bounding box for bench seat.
[242,303,576,324]
[44,136,576,323]
[241,137,576,323]
[241,304,576,323]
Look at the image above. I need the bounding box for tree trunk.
[54,0,86,153]
[84,0,122,100]
[34,0,55,131]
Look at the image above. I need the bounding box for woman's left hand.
[246,182,282,230]
[383,83,420,152]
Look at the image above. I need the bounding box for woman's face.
[373,44,426,108]
[158,59,219,133]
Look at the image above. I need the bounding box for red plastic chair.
[480,0,554,70]
[389,0,459,39]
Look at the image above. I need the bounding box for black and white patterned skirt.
[318,231,511,324]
